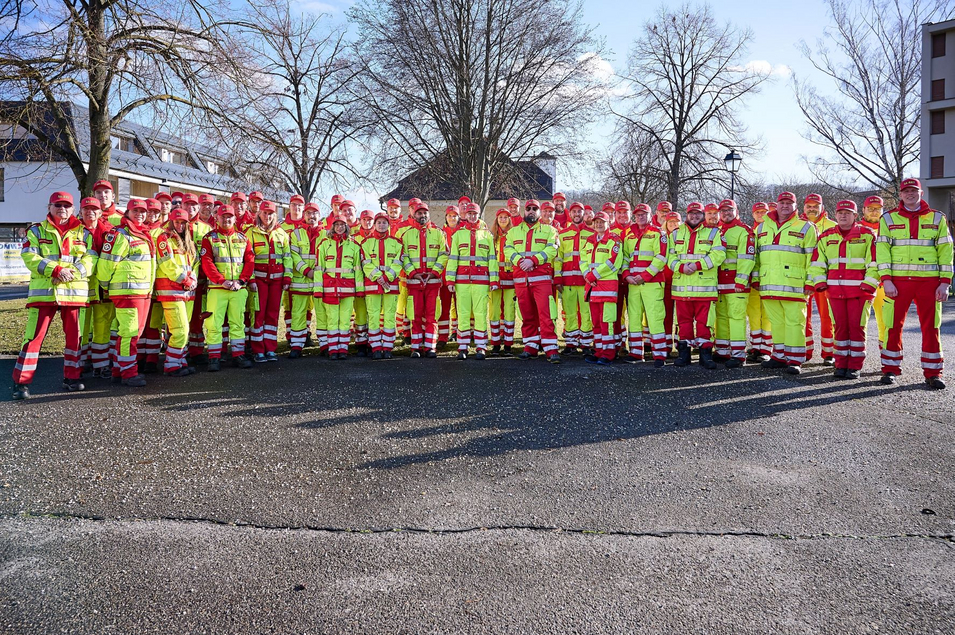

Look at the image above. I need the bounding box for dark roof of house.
[382,153,554,202]
[0,101,292,200]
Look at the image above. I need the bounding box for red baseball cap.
[248,191,264,202]
[465,202,480,214]
[615,200,631,212]
[835,200,857,213]
[704,203,719,212]
[495,208,510,218]
[92,180,113,192]
[331,194,344,204]
[804,193,822,204]
[541,201,555,211]
[171,191,185,201]
[386,198,400,207]
[863,195,884,207]
[900,178,921,191]
[415,201,430,213]
[686,202,704,213]
[290,194,305,204]
[145,198,162,211]
[217,204,236,217]
[259,200,277,213]
[601,202,614,212]
[339,199,356,210]
[777,191,796,202]
[79,197,100,210]
[304,202,320,213]
[594,211,611,223]
[507,197,520,206]
[230,191,247,203]
[569,201,584,211]
[49,191,74,206]
[665,211,682,221]
[409,197,422,208]
[127,198,147,212]
[183,193,199,204]
[553,192,566,201]
[154,191,172,202]
[656,201,672,211]
[198,194,216,204]
[360,209,374,220]
[458,195,471,205]
[719,199,736,209]
[525,199,541,209]
[752,202,769,213]
[633,203,651,214]
[583,205,593,212]
[445,205,460,215]
[168,209,189,222]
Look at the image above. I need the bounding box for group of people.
[11,177,952,399]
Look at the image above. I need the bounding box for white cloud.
[734,60,791,77]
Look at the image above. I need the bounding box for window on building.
[933,33,946,58]
[110,135,143,155]
[160,148,189,166]
[931,110,946,135]
[0,122,35,140]
[206,161,219,175]
[932,79,946,101]
[931,156,945,179]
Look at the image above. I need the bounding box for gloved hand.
[734,284,746,293]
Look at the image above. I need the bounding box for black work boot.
[700,347,717,370]
[674,341,691,367]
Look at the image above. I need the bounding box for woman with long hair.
[155,208,198,376]
[489,209,516,355]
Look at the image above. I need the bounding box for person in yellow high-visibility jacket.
[622,203,668,366]
[96,198,157,386]
[154,208,198,377]
[315,216,365,360]
[287,202,322,358]
[756,192,819,375]
[746,202,772,362]
[446,202,499,360]
[12,192,95,400]
[860,195,887,350]
[580,211,623,365]
[714,199,756,368]
[802,193,837,363]
[199,205,255,372]
[555,201,595,355]
[361,212,405,359]
[877,178,953,389]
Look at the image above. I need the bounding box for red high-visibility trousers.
[251,279,283,354]
[437,283,454,343]
[882,278,944,378]
[516,283,559,355]
[830,296,868,370]
[589,300,616,360]
[408,283,440,352]
[806,290,834,361]
[12,306,81,385]
[675,298,715,349]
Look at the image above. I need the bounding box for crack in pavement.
[4,511,955,544]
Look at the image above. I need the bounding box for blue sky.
[295,0,839,204]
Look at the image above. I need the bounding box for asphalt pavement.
[0,284,27,301]
[1,307,954,634]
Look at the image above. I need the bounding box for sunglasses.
[52,202,72,208]
[526,206,540,211]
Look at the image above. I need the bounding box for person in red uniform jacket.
[611,200,633,355]
[652,201,672,229]
[552,192,569,229]
[662,210,682,354]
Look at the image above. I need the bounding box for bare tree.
[349,0,608,204]
[616,3,769,209]
[600,127,670,204]
[0,0,235,195]
[795,0,953,199]
[200,0,366,201]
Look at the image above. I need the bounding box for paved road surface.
[0,285,27,301]
[1,309,953,633]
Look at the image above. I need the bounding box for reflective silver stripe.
[113,282,152,290]
[892,263,941,272]
[760,284,804,294]
[590,290,616,299]
[863,276,880,287]
[55,288,89,297]
[290,282,312,290]
[937,236,953,245]
[125,253,152,261]
[324,267,355,274]
[564,250,580,257]
[214,257,244,263]
[28,287,53,298]
[21,247,40,255]
[829,257,868,265]
[887,238,936,247]
[723,258,737,264]
[827,279,863,286]
[98,252,122,262]
[760,244,804,254]
[673,285,718,293]
[523,275,552,283]
[702,256,714,269]
[717,283,736,291]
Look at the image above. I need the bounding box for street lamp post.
[724,149,742,200]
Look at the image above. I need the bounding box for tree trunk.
[84,4,111,197]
